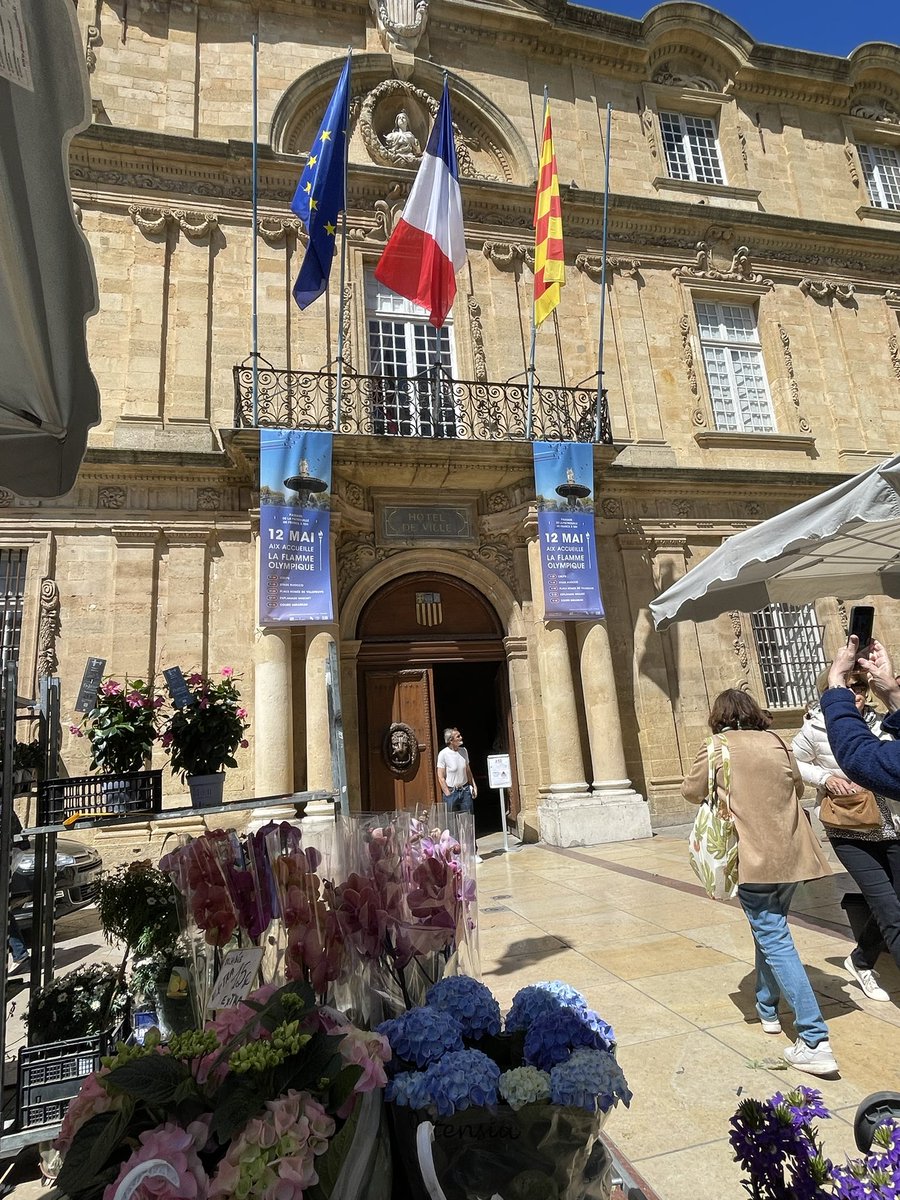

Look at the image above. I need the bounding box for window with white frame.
[750,604,828,710]
[858,143,900,210]
[365,276,457,438]
[694,300,775,433]
[0,549,27,668]
[659,112,725,185]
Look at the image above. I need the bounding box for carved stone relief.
[886,290,900,303]
[737,128,748,169]
[467,298,488,383]
[370,0,428,55]
[257,217,306,247]
[776,324,811,432]
[85,24,101,73]
[575,253,641,282]
[850,99,900,124]
[601,497,622,518]
[673,242,773,287]
[890,334,900,381]
[799,279,855,304]
[338,532,389,602]
[487,489,513,513]
[844,143,859,187]
[0,491,12,508]
[38,579,61,678]
[730,610,749,670]
[197,488,221,511]
[98,486,126,509]
[473,534,518,594]
[678,314,699,403]
[341,284,354,370]
[349,183,406,243]
[482,242,533,272]
[652,63,717,92]
[129,206,218,240]
[638,104,658,159]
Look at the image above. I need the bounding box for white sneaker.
[474,854,484,865]
[759,1017,782,1035]
[844,956,890,1002]
[783,1038,839,1077]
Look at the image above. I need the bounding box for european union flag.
[291,56,351,310]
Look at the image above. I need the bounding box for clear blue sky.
[574,0,898,59]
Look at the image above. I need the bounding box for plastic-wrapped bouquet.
[51,981,392,1200]
[380,977,630,1200]
[730,1086,900,1200]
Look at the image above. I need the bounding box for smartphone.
[848,605,875,650]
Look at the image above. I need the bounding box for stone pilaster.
[111,528,160,680]
[161,527,210,669]
[305,627,337,792]
[253,626,294,797]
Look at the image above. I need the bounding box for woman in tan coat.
[682,689,837,1077]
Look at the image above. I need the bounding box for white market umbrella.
[650,455,900,630]
[0,0,100,497]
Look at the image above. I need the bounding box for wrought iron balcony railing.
[233,360,612,443]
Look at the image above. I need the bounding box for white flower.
[498,1066,551,1110]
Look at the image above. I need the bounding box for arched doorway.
[357,572,518,831]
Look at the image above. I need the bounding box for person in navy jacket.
[821,635,900,995]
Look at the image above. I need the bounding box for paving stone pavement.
[5,822,899,1199]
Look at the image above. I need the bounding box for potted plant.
[68,676,163,816]
[8,738,41,794]
[26,961,130,1047]
[161,667,250,807]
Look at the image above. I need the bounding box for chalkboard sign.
[74,657,106,713]
[163,666,193,709]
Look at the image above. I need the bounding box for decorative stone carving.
[383,722,420,777]
[336,480,366,510]
[672,499,692,518]
[467,298,488,383]
[73,202,83,226]
[487,489,512,513]
[745,501,761,517]
[350,182,405,243]
[85,24,101,73]
[730,610,749,670]
[257,217,306,247]
[885,290,900,303]
[673,242,773,287]
[575,253,641,281]
[129,205,169,236]
[837,599,849,633]
[197,488,221,511]
[890,334,900,381]
[98,486,126,509]
[778,324,801,410]
[337,533,389,602]
[173,210,218,240]
[129,206,218,240]
[678,314,699,398]
[482,242,533,271]
[601,497,622,518]
[850,99,900,124]
[737,127,748,169]
[359,80,500,180]
[652,63,717,91]
[341,284,353,369]
[38,579,61,678]
[638,106,658,159]
[799,279,855,303]
[844,143,859,187]
[0,490,11,507]
[473,537,517,593]
[370,0,428,55]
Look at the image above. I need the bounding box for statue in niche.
[382,110,422,165]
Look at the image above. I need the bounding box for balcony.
[232,360,612,443]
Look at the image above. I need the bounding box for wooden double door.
[363,667,439,812]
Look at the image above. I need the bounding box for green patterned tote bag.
[688,734,739,901]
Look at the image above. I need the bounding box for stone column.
[305,627,337,792]
[253,626,294,797]
[575,619,652,841]
[503,634,541,842]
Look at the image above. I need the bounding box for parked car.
[12,838,102,920]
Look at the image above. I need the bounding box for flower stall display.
[4,736,42,793]
[730,1086,900,1200]
[27,963,130,1047]
[69,676,162,775]
[50,981,392,1200]
[160,667,250,807]
[380,977,630,1200]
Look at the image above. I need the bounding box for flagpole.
[594,101,612,444]
[251,31,259,428]
[334,48,352,434]
[526,84,548,442]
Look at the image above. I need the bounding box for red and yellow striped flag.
[533,96,565,326]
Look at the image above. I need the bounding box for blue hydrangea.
[549,1047,632,1113]
[387,1069,431,1109]
[498,1065,551,1110]
[377,1006,464,1068]
[418,1049,501,1117]
[523,1008,611,1071]
[505,981,589,1032]
[425,976,502,1039]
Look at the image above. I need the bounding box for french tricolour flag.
[374,80,465,328]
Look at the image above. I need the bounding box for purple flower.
[549,1047,632,1113]
[425,977,501,1040]
[505,981,589,1032]
[523,1008,612,1072]
[415,1049,500,1117]
[377,1007,464,1069]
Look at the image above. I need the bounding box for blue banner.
[533,441,604,620]
[259,429,333,624]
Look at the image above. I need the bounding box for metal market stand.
[0,662,336,1156]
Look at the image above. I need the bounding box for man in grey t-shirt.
[436,727,478,813]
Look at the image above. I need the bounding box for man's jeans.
[8,909,28,962]
[738,883,829,1047]
[830,836,900,971]
[445,785,473,814]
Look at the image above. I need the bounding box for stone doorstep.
[538,792,654,848]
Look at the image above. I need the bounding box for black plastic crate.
[18,1031,116,1129]
[37,769,163,826]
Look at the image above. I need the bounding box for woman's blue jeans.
[737,883,829,1047]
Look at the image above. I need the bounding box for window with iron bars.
[659,112,725,185]
[858,143,900,211]
[365,276,458,438]
[0,549,27,668]
[750,604,828,710]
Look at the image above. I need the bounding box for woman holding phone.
[820,630,900,995]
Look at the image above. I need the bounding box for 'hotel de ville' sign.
[376,500,477,547]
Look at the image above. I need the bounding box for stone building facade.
[6,0,900,841]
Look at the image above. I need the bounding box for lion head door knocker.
[383,722,421,778]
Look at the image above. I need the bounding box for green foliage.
[10,739,42,771]
[26,962,129,1044]
[160,668,250,780]
[97,861,181,958]
[71,676,162,775]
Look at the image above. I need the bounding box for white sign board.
[487,754,512,789]
[208,947,264,1012]
[0,0,32,90]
